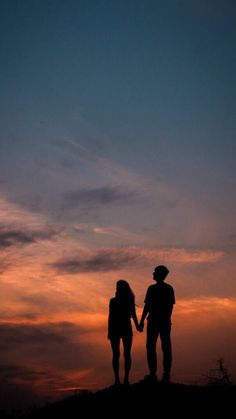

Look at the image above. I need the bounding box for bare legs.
[123,335,132,385]
[110,338,120,384]
[110,335,132,385]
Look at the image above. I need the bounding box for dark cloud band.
[63,186,137,208]
[0,225,57,249]
[53,249,137,274]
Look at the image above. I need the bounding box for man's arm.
[138,303,149,332]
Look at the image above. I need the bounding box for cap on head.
[153,265,169,281]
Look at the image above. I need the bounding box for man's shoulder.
[164,282,174,290]
[147,284,156,289]
[146,284,157,292]
[147,282,174,290]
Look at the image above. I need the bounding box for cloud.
[54,249,136,274]
[135,247,224,264]
[0,364,49,382]
[0,198,60,250]
[72,224,141,245]
[92,225,140,239]
[0,364,48,410]
[0,197,89,278]
[0,362,92,410]
[0,321,98,374]
[0,322,71,349]
[0,321,107,409]
[61,139,151,190]
[177,297,236,318]
[53,246,224,274]
[0,224,57,249]
[63,186,137,209]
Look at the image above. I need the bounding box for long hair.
[115,280,135,308]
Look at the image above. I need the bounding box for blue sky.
[0,0,236,408]
[1,1,235,233]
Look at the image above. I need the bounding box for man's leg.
[160,324,172,382]
[146,321,159,378]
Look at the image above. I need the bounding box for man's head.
[153,265,169,282]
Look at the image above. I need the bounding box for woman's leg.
[122,335,132,385]
[110,338,120,384]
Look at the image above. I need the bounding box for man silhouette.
[139,265,175,383]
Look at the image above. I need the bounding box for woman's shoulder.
[109,297,117,305]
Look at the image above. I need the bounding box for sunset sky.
[0,0,236,409]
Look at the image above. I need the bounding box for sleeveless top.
[108,297,135,339]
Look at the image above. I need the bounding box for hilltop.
[9,380,235,418]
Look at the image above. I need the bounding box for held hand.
[138,322,144,332]
[135,323,141,332]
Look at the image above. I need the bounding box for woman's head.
[116,280,134,301]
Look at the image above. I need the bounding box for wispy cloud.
[53,246,224,274]
[0,321,98,378]
[0,224,57,249]
[53,249,136,274]
[177,296,236,317]
[0,322,78,350]
[59,139,180,206]
[134,247,224,264]
[61,139,152,190]
[63,186,137,209]
[92,225,140,240]
[0,362,92,409]
[0,321,105,408]
[71,223,145,250]
[0,197,88,276]
[0,364,49,382]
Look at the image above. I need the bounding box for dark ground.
[3,381,236,418]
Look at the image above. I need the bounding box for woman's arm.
[131,307,139,330]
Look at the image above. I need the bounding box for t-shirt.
[144,282,175,322]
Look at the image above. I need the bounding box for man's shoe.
[161,373,170,384]
[142,374,158,384]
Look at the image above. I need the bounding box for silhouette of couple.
[108,265,175,386]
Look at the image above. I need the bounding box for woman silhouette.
[108,280,139,385]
